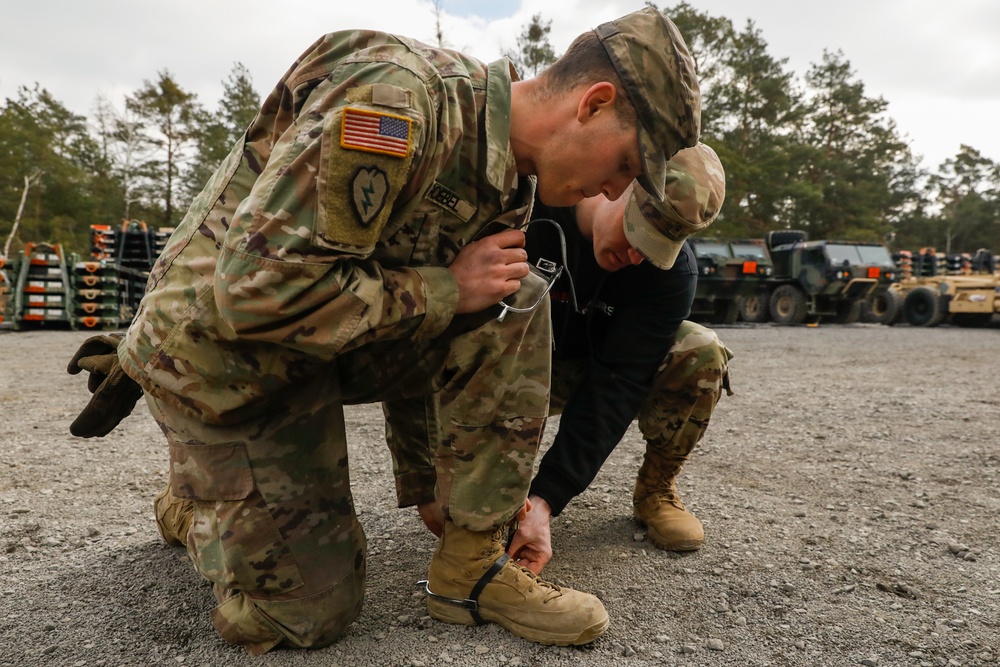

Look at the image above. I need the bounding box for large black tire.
[868,287,904,326]
[769,284,808,325]
[766,229,808,250]
[710,299,739,325]
[739,293,770,323]
[832,299,863,324]
[903,286,947,327]
[862,288,895,324]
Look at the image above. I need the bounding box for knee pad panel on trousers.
[211,566,366,655]
[169,439,306,597]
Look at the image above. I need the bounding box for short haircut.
[538,31,637,129]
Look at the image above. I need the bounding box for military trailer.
[883,248,999,327]
[686,237,773,324]
[762,230,898,325]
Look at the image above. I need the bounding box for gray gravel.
[1,322,999,667]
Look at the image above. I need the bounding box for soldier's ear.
[577,82,618,123]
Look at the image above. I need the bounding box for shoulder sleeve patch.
[317,107,416,253]
[341,108,412,159]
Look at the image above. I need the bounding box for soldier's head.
[575,143,725,272]
[524,7,701,209]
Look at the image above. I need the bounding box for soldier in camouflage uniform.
[67,7,701,655]
[505,144,732,573]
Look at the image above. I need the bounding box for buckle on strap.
[419,553,511,626]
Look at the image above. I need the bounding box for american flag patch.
[341,108,412,158]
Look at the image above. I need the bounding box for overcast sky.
[2,0,998,173]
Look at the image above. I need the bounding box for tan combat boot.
[424,520,609,646]
[633,454,704,551]
[153,484,194,547]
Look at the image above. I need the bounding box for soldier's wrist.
[528,494,552,517]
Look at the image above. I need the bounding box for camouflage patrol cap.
[595,6,701,201]
[623,143,725,270]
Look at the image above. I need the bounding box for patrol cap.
[595,7,701,200]
[623,143,725,270]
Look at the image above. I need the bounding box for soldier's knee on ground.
[656,321,734,397]
[211,572,366,656]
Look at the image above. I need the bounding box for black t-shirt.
[525,201,697,516]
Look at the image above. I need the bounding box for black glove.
[66,333,144,438]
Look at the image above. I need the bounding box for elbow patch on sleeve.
[316,94,418,255]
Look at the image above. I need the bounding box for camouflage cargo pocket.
[169,441,305,597]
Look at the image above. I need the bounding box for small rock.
[680,644,696,654]
[707,639,725,651]
[861,658,878,666]
[474,645,489,655]
[632,532,646,542]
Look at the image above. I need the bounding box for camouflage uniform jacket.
[120,30,534,424]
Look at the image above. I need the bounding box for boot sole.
[426,597,609,646]
[634,516,703,552]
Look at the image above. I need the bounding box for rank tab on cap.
[341,108,412,158]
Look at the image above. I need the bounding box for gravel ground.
[1,322,999,667]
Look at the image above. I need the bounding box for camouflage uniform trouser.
[549,320,733,467]
[150,273,550,655]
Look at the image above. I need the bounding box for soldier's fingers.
[506,532,528,558]
[491,228,526,248]
[510,261,530,279]
[515,550,547,575]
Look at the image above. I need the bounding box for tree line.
[2,3,998,259]
[0,64,259,257]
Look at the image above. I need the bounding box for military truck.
[687,237,773,324]
[761,230,898,325]
[883,248,999,327]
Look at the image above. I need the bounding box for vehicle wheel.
[873,288,904,325]
[710,299,739,325]
[832,299,862,324]
[862,287,901,325]
[903,286,947,327]
[950,312,993,328]
[769,285,808,325]
[739,293,770,323]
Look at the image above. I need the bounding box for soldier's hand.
[449,229,530,314]
[507,495,553,575]
[66,333,144,438]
